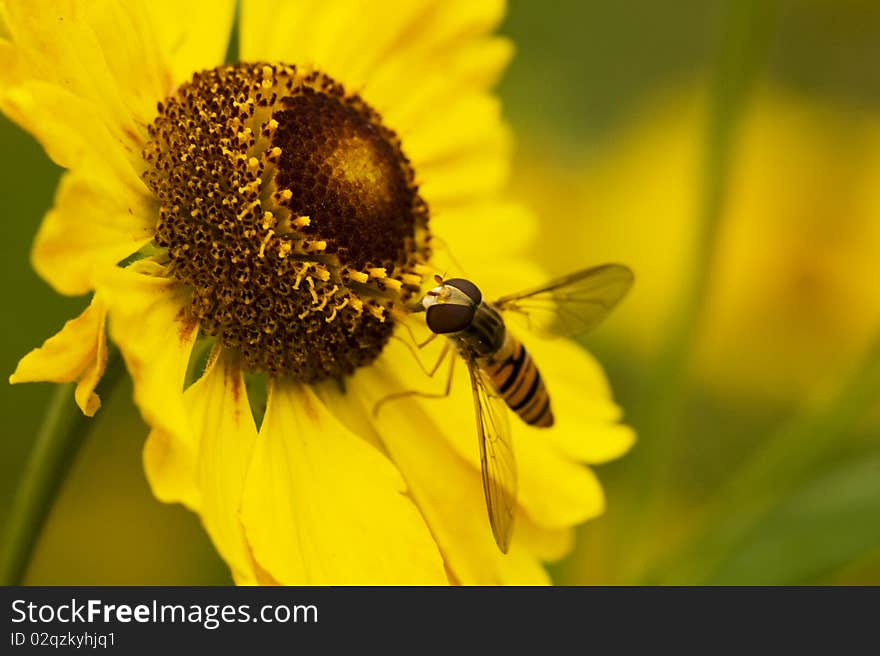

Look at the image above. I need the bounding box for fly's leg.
[391,330,441,377]
[372,344,457,418]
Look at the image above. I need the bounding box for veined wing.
[466,357,516,553]
[493,263,634,338]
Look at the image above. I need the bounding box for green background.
[2,0,879,584]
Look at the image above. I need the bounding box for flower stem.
[0,347,125,585]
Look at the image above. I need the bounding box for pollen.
[143,63,430,380]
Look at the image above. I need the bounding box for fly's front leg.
[390,318,442,376]
[416,333,438,349]
[391,331,442,378]
[372,343,457,418]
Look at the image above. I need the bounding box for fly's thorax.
[142,63,431,381]
[455,302,507,359]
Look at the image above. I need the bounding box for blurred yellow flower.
[514,86,880,401]
[2,0,633,584]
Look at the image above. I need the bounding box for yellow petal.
[405,94,511,210]
[376,38,513,135]
[429,202,540,294]
[100,262,197,444]
[0,74,148,196]
[402,90,503,171]
[241,0,506,109]
[523,336,637,464]
[184,348,258,582]
[240,0,512,202]
[145,347,259,584]
[374,40,513,210]
[112,262,201,516]
[515,435,606,528]
[33,169,154,296]
[240,380,447,585]
[515,520,575,563]
[144,0,236,89]
[0,1,167,168]
[350,361,550,584]
[0,1,178,295]
[10,295,108,416]
[367,337,614,529]
[1,0,235,296]
[416,133,510,209]
[143,425,200,512]
[1,0,234,174]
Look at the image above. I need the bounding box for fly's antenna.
[429,234,468,278]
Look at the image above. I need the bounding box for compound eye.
[444,278,482,305]
[426,303,476,334]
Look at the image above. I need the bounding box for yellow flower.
[514,85,880,402]
[3,0,633,584]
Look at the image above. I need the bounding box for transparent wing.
[494,263,634,339]
[466,357,517,553]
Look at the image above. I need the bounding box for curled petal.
[10,295,108,416]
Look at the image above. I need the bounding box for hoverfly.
[407,263,634,553]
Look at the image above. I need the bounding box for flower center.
[143,64,430,381]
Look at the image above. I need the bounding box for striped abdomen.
[482,333,554,428]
